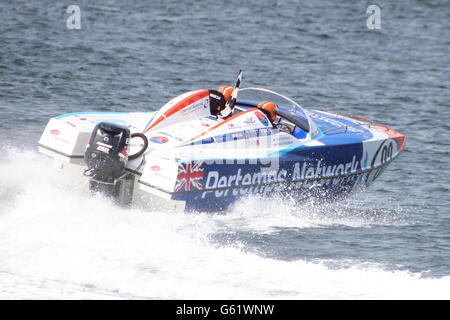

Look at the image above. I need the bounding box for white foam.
[0,147,449,299]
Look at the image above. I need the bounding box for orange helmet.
[256,101,277,122]
[217,86,233,102]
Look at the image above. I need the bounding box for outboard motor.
[84,122,134,204]
[84,122,130,183]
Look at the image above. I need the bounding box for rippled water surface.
[0,0,449,299]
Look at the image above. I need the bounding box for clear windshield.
[237,88,318,138]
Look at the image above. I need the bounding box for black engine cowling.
[84,122,130,184]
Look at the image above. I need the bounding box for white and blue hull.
[38,88,405,212]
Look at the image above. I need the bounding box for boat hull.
[138,138,402,212]
[37,106,405,213]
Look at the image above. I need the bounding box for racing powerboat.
[38,73,406,212]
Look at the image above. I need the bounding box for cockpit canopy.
[236,88,318,138]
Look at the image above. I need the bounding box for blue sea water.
[0,0,449,299]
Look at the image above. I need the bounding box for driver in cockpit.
[213,86,278,127]
[255,101,278,127]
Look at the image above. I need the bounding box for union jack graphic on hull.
[175,160,204,192]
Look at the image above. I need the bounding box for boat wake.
[1,145,449,299]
